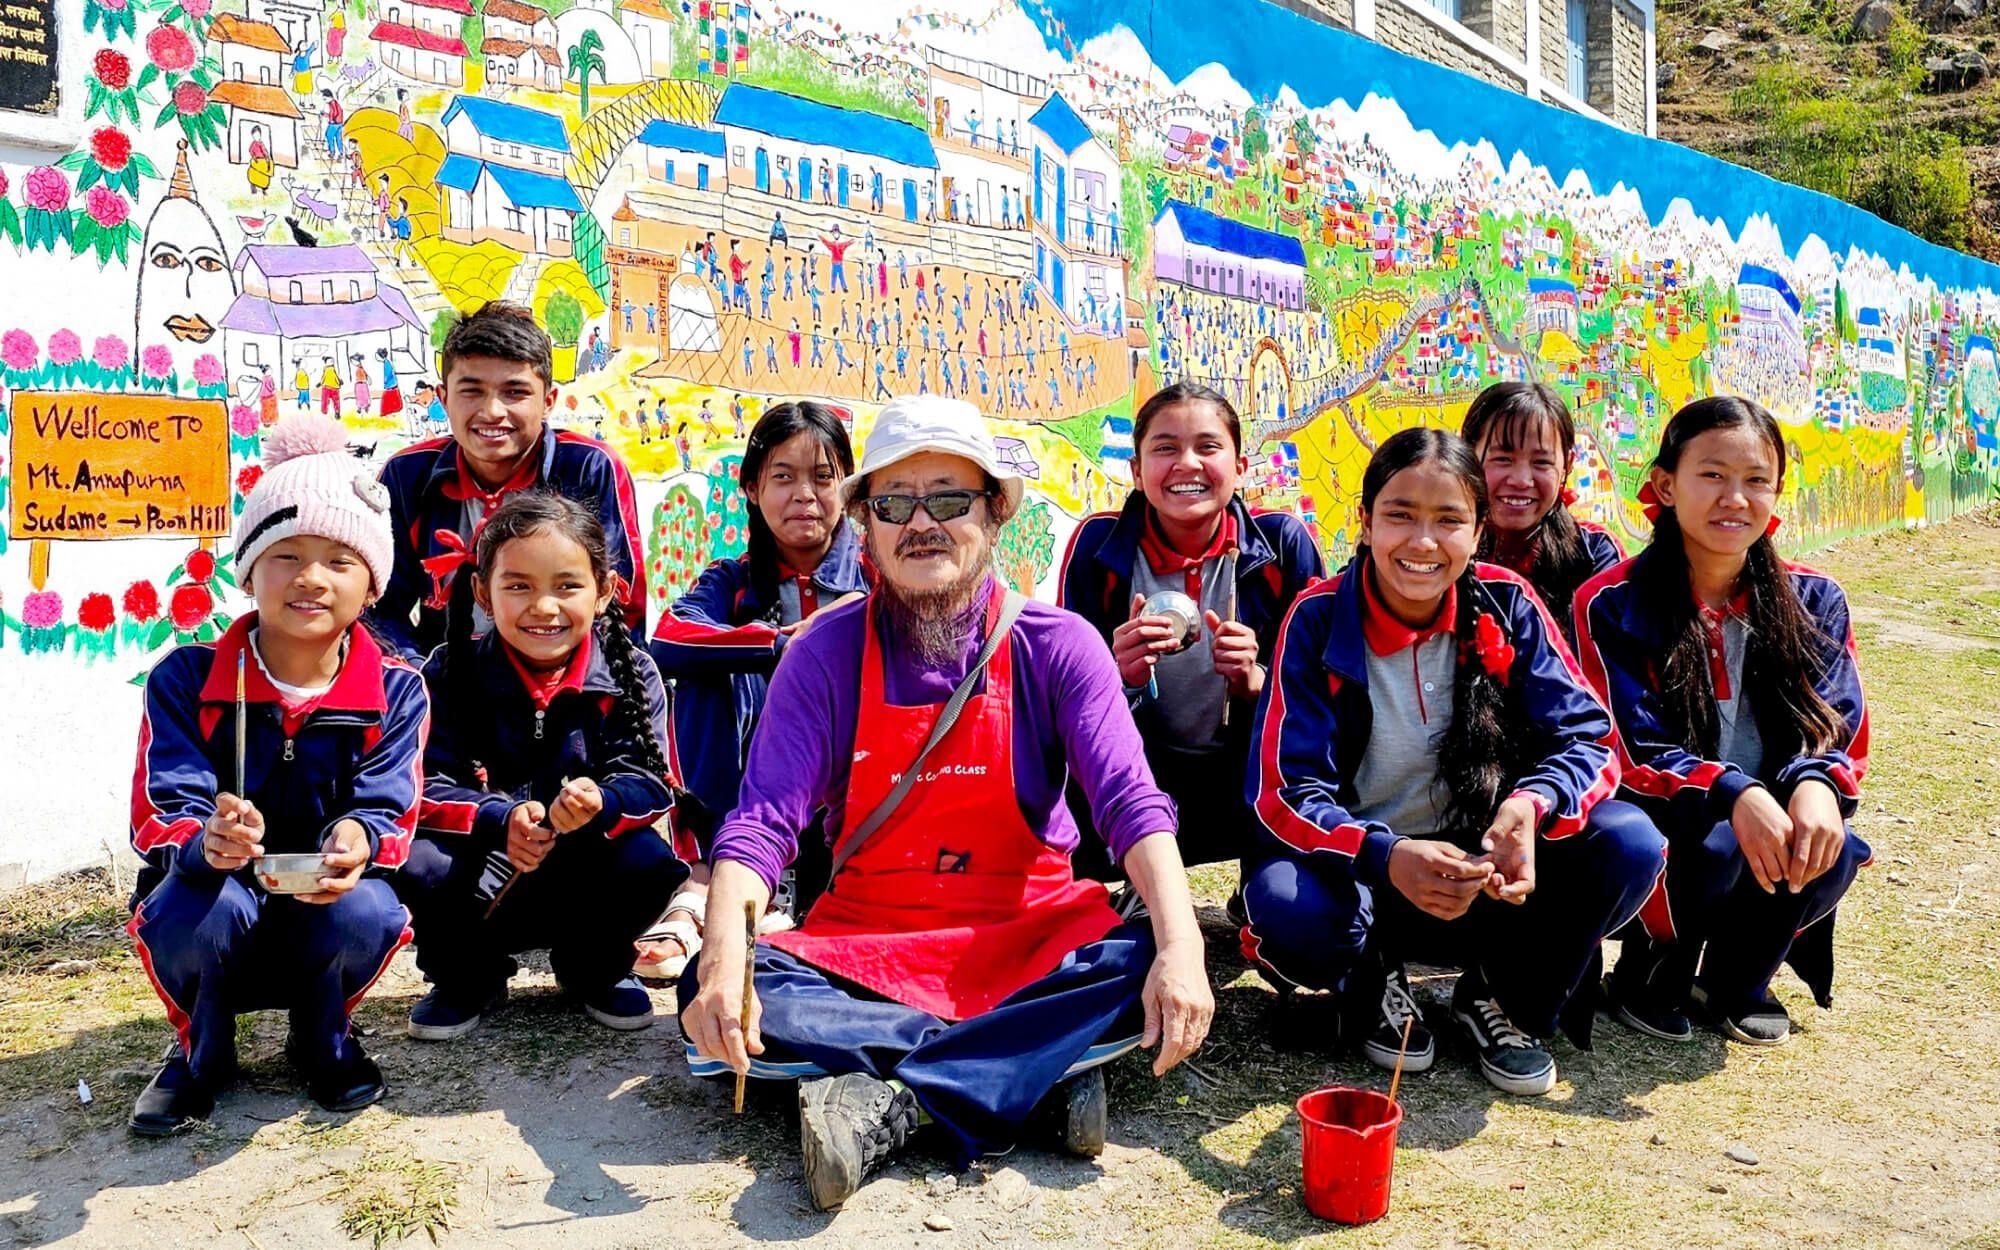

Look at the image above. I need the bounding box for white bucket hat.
[842,395,1024,517]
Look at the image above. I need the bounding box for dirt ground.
[5,514,2000,1250]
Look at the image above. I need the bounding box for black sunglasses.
[865,489,988,525]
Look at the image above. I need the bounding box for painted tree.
[567,29,607,118]
[648,482,711,608]
[995,499,1055,595]
[1291,112,1316,158]
[703,454,750,562]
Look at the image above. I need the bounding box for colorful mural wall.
[5,0,1999,879]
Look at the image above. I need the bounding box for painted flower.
[192,353,223,386]
[21,591,63,630]
[89,127,132,172]
[184,549,216,583]
[48,330,82,366]
[172,80,208,117]
[141,343,173,378]
[182,0,211,16]
[169,582,213,631]
[78,593,117,633]
[1,330,37,372]
[236,464,263,495]
[93,335,129,371]
[93,49,131,90]
[101,0,128,10]
[230,404,259,435]
[24,166,69,212]
[124,579,161,621]
[0,169,7,198]
[85,185,129,229]
[145,25,196,73]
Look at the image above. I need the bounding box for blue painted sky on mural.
[1025,0,2000,293]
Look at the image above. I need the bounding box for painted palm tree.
[567,29,607,118]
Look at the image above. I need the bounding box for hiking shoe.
[1452,971,1558,1096]
[407,983,507,1042]
[798,1073,920,1210]
[1694,986,1792,1046]
[1060,1067,1107,1158]
[580,976,656,1032]
[129,1053,227,1137]
[1361,963,1435,1074]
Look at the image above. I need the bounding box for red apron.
[765,591,1121,1021]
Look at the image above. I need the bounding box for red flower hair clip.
[1559,486,1579,508]
[1468,611,1515,684]
[1637,480,1664,523]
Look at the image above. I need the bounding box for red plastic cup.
[1296,1085,1402,1224]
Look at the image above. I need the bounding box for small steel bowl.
[1141,590,1203,655]
[254,853,329,895]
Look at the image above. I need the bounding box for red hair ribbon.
[422,528,475,610]
[1637,480,1664,523]
[1765,514,1782,539]
[1468,611,1515,684]
[1560,486,1579,508]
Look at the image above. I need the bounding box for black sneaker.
[1224,888,1248,929]
[1361,963,1435,1074]
[128,1053,229,1137]
[291,1037,388,1113]
[1059,1067,1107,1158]
[1452,971,1558,1096]
[407,982,508,1042]
[1693,986,1792,1046]
[797,1073,920,1211]
[580,976,655,1032]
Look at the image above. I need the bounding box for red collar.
[777,560,823,618]
[1695,586,1751,624]
[500,629,593,710]
[199,613,387,714]
[441,444,541,507]
[1139,508,1236,577]
[1360,562,1458,656]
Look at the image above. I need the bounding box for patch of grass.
[327,1149,460,1247]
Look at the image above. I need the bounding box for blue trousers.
[679,921,1154,1166]
[393,829,687,996]
[130,872,409,1084]
[1241,800,1666,1039]
[1638,802,1870,1011]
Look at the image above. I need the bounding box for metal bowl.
[254,853,329,895]
[1141,590,1203,654]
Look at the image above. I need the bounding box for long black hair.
[1460,381,1594,625]
[444,490,669,791]
[740,400,854,600]
[1356,427,1529,838]
[1630,396,1846,759]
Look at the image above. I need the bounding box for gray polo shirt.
[1354,633,1458,840]
[1130,554,1232,752]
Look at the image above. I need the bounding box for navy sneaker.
[580,976,655,1031]
[1693,985,1792,1046]
[407,983,508,1042]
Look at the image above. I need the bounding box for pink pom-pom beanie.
[234,414,394,594]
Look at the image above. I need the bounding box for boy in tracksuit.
[128,414,429,1134]
[368,301,648,660]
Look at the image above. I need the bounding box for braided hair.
[1355,428,1532,839]
[1460,381,1595,626]
[1629,396,1846,760]
[443,490,669,792]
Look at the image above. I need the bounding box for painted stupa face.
[135,144,236,383]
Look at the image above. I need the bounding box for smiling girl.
[1577,397,1871,1046]
[1459,382,1624,645]
[397,492,689,1041]
[1059,381,1323,880]
[1242,427,1664,1095]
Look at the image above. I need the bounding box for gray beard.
[878,565,990,666]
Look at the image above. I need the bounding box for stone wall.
[1611,0,1649,132]
[1460,0,1530,65]
[1374,0,1529,92]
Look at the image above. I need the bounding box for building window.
[289,280,303,302]
[1421,0,1462,19]
[244,342,262,366]
[505,206,525,231]
[1566,0,1590,99]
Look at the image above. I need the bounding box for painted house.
[924,47,1039,231]
[620,0,678,77]
[208,15,301,171]
[382,0,473,38]
[210,14,289,85]
[438,96,580,256]
[373,21,467,85]
[1736,263,1807,371]
[713,83,938,222]
[220,245,428,386]
[1025,91,1124,330]
[246,0,321,70]
[1152,201,1306,312]
[1529,277,1580,338]
[482,0,560,89]
[1856,305,1903,377]
[638,120,726,190]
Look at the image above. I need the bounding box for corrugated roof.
[210,79,304,118]
[441,94,568,151]
[1154,201,1305,268]
[1027,93,1093,155]
[210,14,291,53]
[713,84,936,170]
[370,21,467,55]
[639,119,725,157]
[437,155,581,212]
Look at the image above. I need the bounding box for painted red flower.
[78,593,117,633]
[236,464,263,495]
[93,49,131,90]
[173,80,208,117]
[145,25,197,73]
[184,549,217,583]
[169,582,214,631]
[124,579,161,621]
[90,127,132,172]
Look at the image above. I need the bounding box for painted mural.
[4,0,1999,878]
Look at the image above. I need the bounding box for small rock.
[1852,0,1897,37]
[1551,1135,1568,1148]
[581,1189,604,1203]
[924,1213,955,1232]
[927,1172,958,1197]
[1509,1180,1527,1190]
[1650,1132,1669,1146]
[45,960,94,977]
[1695,29,1736,53]
[1656,60,1678,89]
[1708,1182,1730,1194]
[1725,1144,1760,1167]
[988,1167,1031,1211]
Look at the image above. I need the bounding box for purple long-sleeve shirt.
[713,578,1177,895]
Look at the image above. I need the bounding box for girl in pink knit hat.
[127,414,431,1136]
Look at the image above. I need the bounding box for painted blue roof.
[1857,306,1884,326]
[1968,334,1996,355]
[1028,93,1093,155]
[1737,263,1802,315]
[1156,201,1305,268]
[1529,277,1577,295]
[441,95,569,153]
[713,84,936,170]
[436,154,581,212]
[640,119,726,157]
